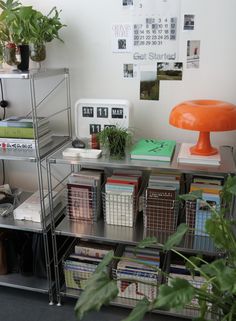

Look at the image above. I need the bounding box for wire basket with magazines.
[143,194,179,231]
[66,183,100,222]
[63,240,118,291]
[112,245,162,301]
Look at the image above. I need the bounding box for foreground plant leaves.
[74,251,118,320]
[153,278,194,310]
[163,223,188,251]
[121,298,150,321]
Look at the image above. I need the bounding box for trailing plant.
[97,126,133,159]
[74,175,236,321]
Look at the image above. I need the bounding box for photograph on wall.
[140,65,159,100]
[157,62,183,80]
[183,14,195,30]
[186,40,200,68]
[122,0,133,6]
[112,23,133,53]
[123,64,138,78]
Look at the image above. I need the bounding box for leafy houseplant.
[74,175,236,321]
[97,126,133,159]
[0,0,65,69]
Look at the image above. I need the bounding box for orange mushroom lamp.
[169,100,236,156]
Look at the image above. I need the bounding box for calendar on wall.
[75,99,131,139]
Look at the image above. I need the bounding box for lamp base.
[190,131,218,156]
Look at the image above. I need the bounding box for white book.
[13,190,61,223]
[177,143,221,166]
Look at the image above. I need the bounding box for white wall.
[3,0,236,189]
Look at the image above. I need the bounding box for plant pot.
[17,45,29,71]
[3,43,20,66]
[29,43,46,62]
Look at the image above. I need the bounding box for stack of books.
[64,241,115,291]
[187,175,223,236]
[177,143,221,166]
[104,169,142,227]
[0,116,52,150]
[67,169,103,221]
[116,245,160,301]
[144,171,181,231]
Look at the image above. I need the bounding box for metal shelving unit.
[47,142,235,315]
[0,68,72,304]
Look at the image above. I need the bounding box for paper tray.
[62,148,102,159]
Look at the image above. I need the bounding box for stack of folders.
[0,116,52,150]
[189,175,223,236]
[67,169,103,221]
[64,241,115,291]
[116,245,160,301]
[168,262,209,307]
[104,169,142,227]
[144,171,181,231]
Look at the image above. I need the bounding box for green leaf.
[74,270,118,320]
[136,237,157,249]
[121,297,150,321]
[153,278,194,310]
[95,250,114,273]
[163,223,188,251]
[201,259,236,294]
[178,190,203,201]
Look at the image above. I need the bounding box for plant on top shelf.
[97,126,133,159]
[0,0,65,69]
[74,175,236,321]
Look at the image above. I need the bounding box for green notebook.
[130,139,176,161]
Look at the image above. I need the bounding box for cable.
[1,160,5,185]
[0,78,8,119]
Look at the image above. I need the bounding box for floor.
[0,287,190,321]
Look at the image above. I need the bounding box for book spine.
[0,141,36,149]
[74,246,109,258]
[0,127,34,138]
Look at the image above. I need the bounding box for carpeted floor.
[0,287,190,321]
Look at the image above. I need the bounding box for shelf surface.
[0,68,69,79]
[0,273,49,293]
[55,215,219,255]
[61,286,204,319]
[48,143,236,175]
[0,136,70,161]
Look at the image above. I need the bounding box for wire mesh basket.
[66,184,100,222]
[112,257,161,301]
[102,191,139,227]
[143,196,179,231]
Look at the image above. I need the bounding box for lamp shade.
[169,100,236,155]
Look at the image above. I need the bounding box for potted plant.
[97,126,133,159]
[74,175,236,321]
[0,0,65,70]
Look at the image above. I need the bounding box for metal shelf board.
[60,287,202,319]
[48,143,236,175]
[0,273,49,293]
[0,68,69,79]
[0,136,70,161]
[0,200,64,233]
[55,216,220,255]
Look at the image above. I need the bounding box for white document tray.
[62,148,102,159]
